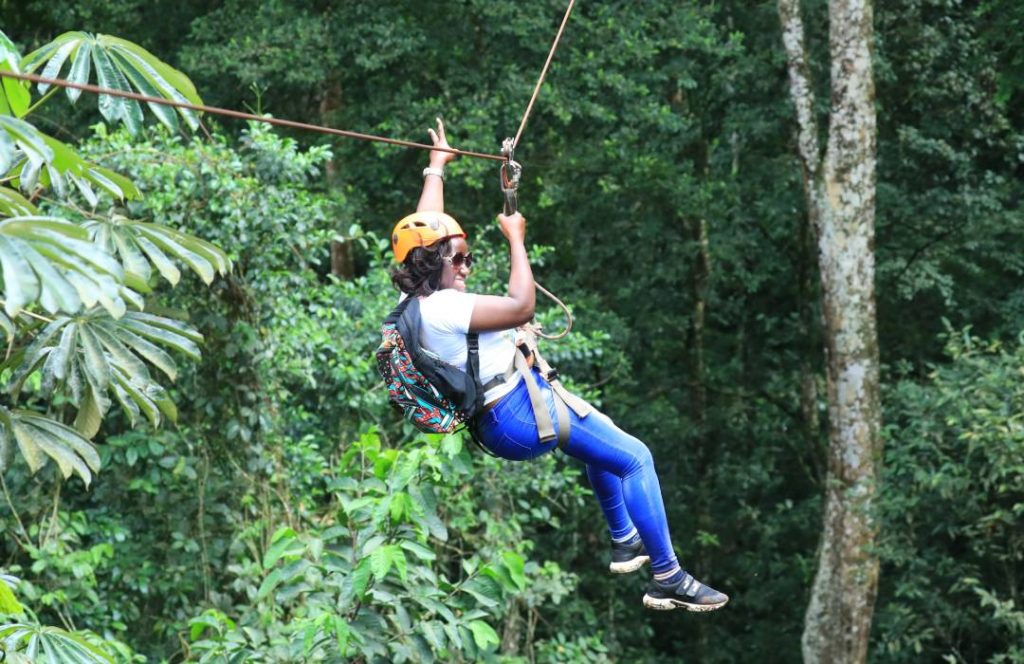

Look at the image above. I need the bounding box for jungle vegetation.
[1,1,1022,662]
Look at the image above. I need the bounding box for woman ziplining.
[377,118,729,613]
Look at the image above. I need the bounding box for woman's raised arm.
[416,117,456,213]
[469,212,536,331]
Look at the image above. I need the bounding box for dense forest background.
[1,0,1023,661]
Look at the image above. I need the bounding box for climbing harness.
[478,329,593,450]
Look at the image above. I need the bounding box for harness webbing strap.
[514,350,559,444]
[550,381,571,449]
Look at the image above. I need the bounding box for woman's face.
[439,236,472,292]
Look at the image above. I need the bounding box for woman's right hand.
[497,211,526,243]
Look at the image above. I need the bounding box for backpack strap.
[466,331,484,415]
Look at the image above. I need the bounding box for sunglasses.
[444,252,474,268]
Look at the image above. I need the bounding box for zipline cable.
[511,0,577,151]
[0,71,506,162]
[501,0,579,340]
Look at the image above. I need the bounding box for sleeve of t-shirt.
[424,289,476,335]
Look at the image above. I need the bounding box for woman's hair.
[390,238,452,297]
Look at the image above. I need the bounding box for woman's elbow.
[515,299,535,325]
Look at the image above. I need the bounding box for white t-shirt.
[416,289,520,404]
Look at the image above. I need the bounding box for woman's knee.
[623,439,655,475]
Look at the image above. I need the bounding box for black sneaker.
[642,571,729,612]
[609,535,650,574]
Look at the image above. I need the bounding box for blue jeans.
[475,369,680,574]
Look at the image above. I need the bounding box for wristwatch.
[422,167,445,181]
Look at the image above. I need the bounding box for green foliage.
[22,31,202,133]
[875,327,1024,663]
[0,3,1022,662]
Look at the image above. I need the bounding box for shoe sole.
[609,555,650,574]
[642,593,729,612]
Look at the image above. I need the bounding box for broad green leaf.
[399,540,437,562]
[390,547,408,583]
[0,579,23,615]
[22,412,102,471]
[263,528,301,569]
[256,568,284,601]
[460,576,502,608]
[111,366,159,427]
[73,385,103,438]
[78,325,111,391]
[106,49,178,131]
[1,408,99,485]
[83,217,230,286]
[120,316,201,359]
[0,30,30,118]
[109,324,177,380]
[0,216,125,316]
[64,41,92,103]
[135,227,214,284]
[110,229,151,284]
[501,551,527,591]
[0,187,38,217]
[0,235,39,316]
[418,621,446,651]
[0,120,138,202]
[41,322,77,388]
[0,623,112,663]
[36,39,79,94]
[0,116,53,169]
[22,32,203,134]
[369,546,393,581]
[467,621,499,651]
[0,128,16,173]
[134,235,180,285]
[5,310,196,435]
[350,558,372,598]
[14,419,89,481]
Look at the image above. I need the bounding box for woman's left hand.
[427,117,457,167]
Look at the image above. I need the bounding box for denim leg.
[585,465,636,541]
[563,411,680,574]
[476,371,680,573]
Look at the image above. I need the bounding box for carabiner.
[499,137,522,216]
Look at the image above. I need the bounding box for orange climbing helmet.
[391,211,466,262]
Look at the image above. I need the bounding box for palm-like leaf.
[22,32,202,134]
[0,406,100,486]
[0,30,30,118]
[6,310,201,436]
[85,215,231,288]
[0,216,125,317]
[0,116,139,203]
[0,622,113,663]
[0,186,38,217]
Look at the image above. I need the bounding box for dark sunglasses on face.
[445,252,474,268]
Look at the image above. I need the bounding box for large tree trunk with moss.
[777,0,882,661]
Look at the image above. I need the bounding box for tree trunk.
[319,76,355,281]
[777,0,882,662]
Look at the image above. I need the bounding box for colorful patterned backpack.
[375,297,484,433]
